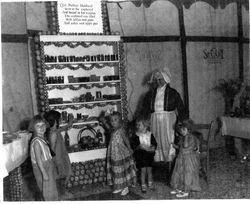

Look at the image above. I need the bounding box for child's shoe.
[170,189,182,194]
[240,154,249,163]
[112,189,122,194]
[176,191,189,198]
[141,184,147,193]
[121,187,129,196]
[148,181,155,190]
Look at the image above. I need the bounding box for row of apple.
[66,159,107,188]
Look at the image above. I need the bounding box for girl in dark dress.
[131,117,157,193]
[44,111,73,186]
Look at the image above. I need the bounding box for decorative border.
[118,42,128,122]
[46,83,120,91]
[45,2,59,34]
[34,37,49,113]
[131,0,249,10]
[44,62,118,71]
[50,101,120,110]
[44,41,116,47]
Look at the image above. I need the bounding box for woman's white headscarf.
[148,66,171,84]
[160,66,171,84]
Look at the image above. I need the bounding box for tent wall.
[1,1,249,148]
[1,3,33,131]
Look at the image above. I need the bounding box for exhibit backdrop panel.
[124,41,183,118]
[2,43,33,132]
[242,6,249,39]
[243,43,250,85]
[107,0,179,36]
[25,2,48,31]
[1,2,27,34]
[187,42,239,124]
[184,2,238,37]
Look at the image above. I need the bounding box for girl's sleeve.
[151,134,157,148]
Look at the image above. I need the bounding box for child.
[104,111,137,196]
[130,117,157,193]
[43,110,73,184]
[170,119,201,198]
[29,115,58,201]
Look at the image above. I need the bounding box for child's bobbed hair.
[44,110,61,128]
[28,115,47,132]
[109,111,122,119]
[177,118,194,132]
[136,116,150,130]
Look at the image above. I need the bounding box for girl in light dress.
[170,119,201,198]
[130,117,157,193]
[29,115,58,201]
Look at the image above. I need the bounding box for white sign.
[57,0,103,34]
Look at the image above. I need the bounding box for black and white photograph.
[1,0,250,201]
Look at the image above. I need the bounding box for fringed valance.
[112,0,249,10]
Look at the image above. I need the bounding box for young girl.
[44,110,73,184]
[170,119,201,198]
[29,115,58,201]
[130,117,157,193]
[104,111,137,196]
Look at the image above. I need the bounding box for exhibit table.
[3,131,32,201]
[221,116,250,139]
[221,116,250,157]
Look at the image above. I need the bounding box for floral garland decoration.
[44,41,115,48]
[118,42,128,121]
[50,101,120,110]
[44,62,119,71]
[46,82,120,91]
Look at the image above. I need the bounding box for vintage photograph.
[1,0,250,201]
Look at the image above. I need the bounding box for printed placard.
[203,47,224,64]
[57,0,103,34]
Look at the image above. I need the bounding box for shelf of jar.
[49,99,121,107]
[44,61,119,65]
[46,80,121,86]
[60,120,99,127]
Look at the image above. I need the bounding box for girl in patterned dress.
[105,111,137,196]
[29,115,58,201]
[170,119,201,198]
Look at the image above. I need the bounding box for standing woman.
[143,67,186,164]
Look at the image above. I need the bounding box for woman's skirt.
[151,111,176,162]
